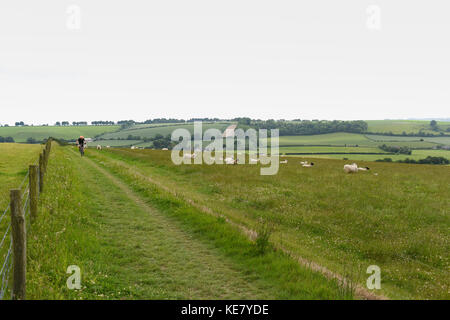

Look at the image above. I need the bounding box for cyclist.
[77,136,86,156]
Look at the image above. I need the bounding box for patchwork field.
[0,125,120,143]
[366,120,450,135]
[98,122,232,140]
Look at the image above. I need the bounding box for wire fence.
[0,139,50,300]
[0,178,32,300]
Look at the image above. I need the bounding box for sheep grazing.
[302,162,314,167]
[343,163,370,173]
[300,161,308,165]
[225,157,237,165]
[96,145,102,150]
[343,163,358,173]
[183,153,198,159]
[280,159,288,164]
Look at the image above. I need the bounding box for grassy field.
[274,133,379,147]
[290,149,450,162]
[92,140,143,147]
[98,122,232,140]
[366,134,450,144]
[85,148,450,299]
[0,125,120,143]
[0,143,42,208]
[366,120,450,135]
[266,133,449,161]
[279,146,387,154]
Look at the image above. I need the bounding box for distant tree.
[430,120,438,131]
[5,137,14,143]
[55,122,61,126]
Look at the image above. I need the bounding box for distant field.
[92,140,143,147]
[273,133,378,147]
[99,122,232,140]
[0,125,120,143]
[280,146,386,154]
[88,148,450,299]
[290,149,450,162]
[0,143,42,209]
[366,120,450,135]
[366,134,450,144]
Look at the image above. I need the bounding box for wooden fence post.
[43,149,47,172]
[29,165,38,221]
[10,189,26,300]
[39,153,44,193]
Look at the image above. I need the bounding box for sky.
[1,0,449,125]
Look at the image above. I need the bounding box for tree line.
[233,118,369,136]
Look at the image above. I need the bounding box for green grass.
[99,122,232,140]
[280,146,387,154]
[0,143,42,208]
[296,149,450,162]
[265,133,448,160]
[0,125,120,143]
[23,145,350,299]
[272,133,378,147]
[366,134,450,146]
[87,148,450,299]
[366,120,450,135]
[92,140,143,147]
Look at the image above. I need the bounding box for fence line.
[0,138,52,300]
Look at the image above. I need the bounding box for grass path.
[76,150,274,299]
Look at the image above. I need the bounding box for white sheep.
[96,145,102,150]
[183,153,198,159]
[280,159,288,164]
[302,162,314,167]
[343,163,358,173]
[225,157,237,165]
[300,161,308,165]
[343,163,370,173]
[250,158,259,163]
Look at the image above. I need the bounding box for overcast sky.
[1,1,449,125]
